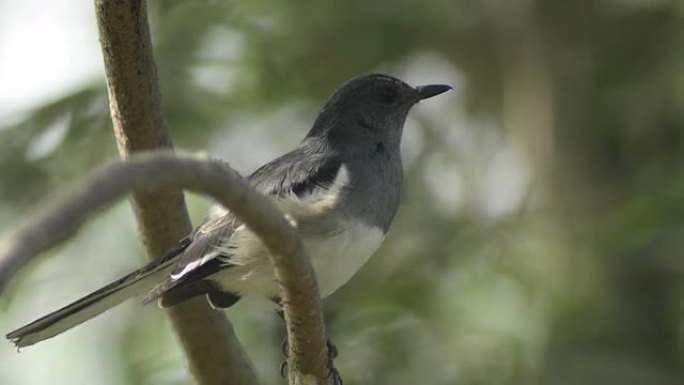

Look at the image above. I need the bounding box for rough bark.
[93,1,258,384]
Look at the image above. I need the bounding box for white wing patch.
[170,251,219,281]
[298,164,350,204]
[278,164,351,224]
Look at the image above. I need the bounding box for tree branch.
[93,1,257,383]
[0,152,331,384]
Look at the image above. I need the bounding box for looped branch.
[0,151,331,384]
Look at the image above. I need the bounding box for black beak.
[414,84,453,102]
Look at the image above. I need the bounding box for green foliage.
[2,0,684,384]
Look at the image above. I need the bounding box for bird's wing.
[159,150,343,288]
[248,150,343,198]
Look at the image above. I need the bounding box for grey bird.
[6,74,451,349]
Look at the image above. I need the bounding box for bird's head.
[305,74,452,151]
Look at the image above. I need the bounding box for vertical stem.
[93,1,258,384]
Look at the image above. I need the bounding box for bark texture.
[93,1,258,384]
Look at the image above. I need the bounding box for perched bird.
[6,74,451,349]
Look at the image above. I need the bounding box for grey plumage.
[6,74,451,348]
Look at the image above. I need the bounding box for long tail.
[6,238,191,348]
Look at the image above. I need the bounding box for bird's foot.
[279,336,342,385]
[325,338,342,385]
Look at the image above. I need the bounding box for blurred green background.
[2,0,684,384]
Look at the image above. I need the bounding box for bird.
[6,74,451,349]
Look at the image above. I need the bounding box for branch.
[0,152,331,384]
[93,0,257,383]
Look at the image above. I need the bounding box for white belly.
[306,222,384,298]
[209,221,384,303]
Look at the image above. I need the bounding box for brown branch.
[93,1,257,384]
[0,152,331,384]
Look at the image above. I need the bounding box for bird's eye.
[377,85,400,105]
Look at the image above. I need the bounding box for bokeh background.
[2,0,684,384]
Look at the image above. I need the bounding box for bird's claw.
[281,336,289,357]
[326,339,339,360]
[279,336,342,384]
[325,339,342,385]
[280,360,288,378]
[326,364,343,385]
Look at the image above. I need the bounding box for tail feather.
[6,238,190,348]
